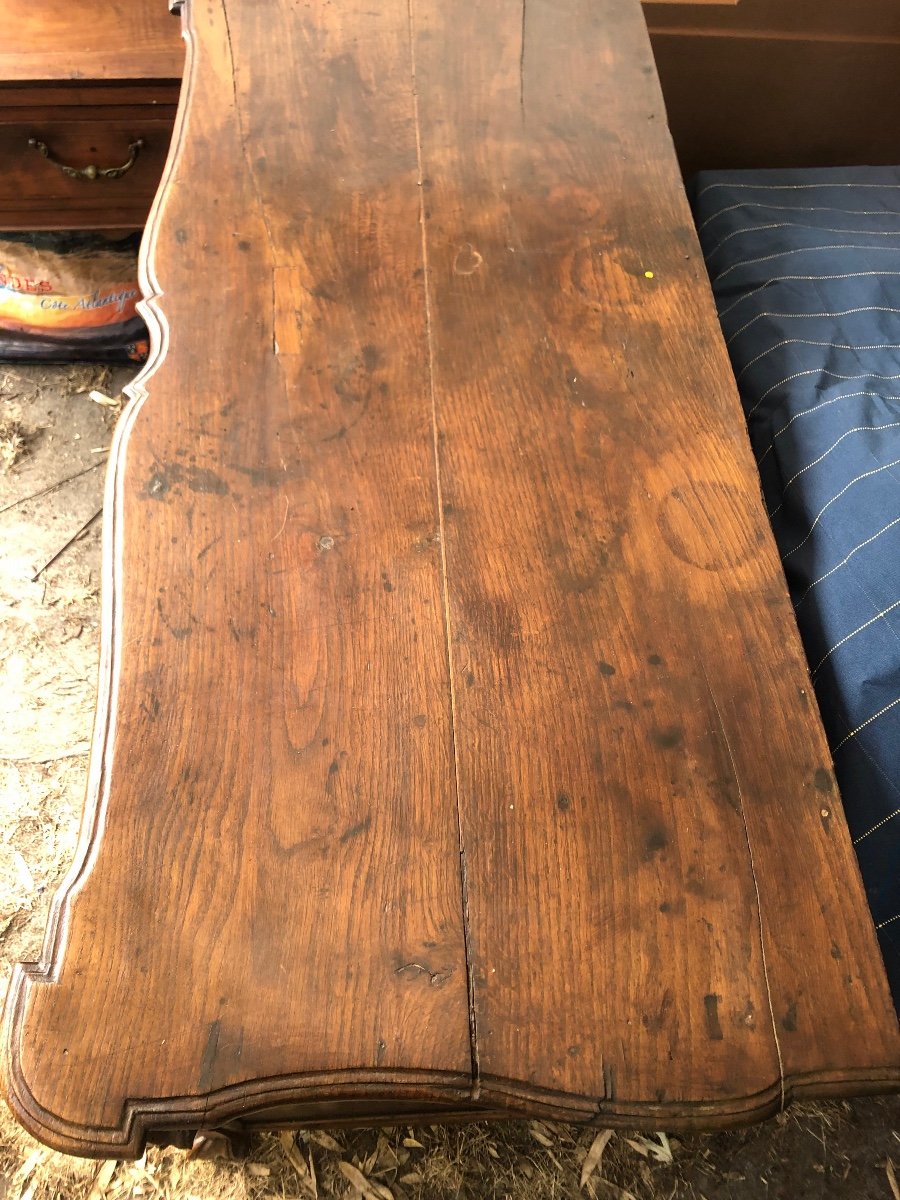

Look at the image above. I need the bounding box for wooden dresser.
[0,1,183,230]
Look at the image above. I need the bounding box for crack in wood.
[700,661,786,1111]
[519,0,527,117]
[406,0,481,1101]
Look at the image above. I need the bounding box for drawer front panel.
[0,116,173,224]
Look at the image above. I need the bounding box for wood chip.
[529,1120,555,1148]
[338,1161,373,1196]
[580,1130,613,1190]
[338,1161,393,1200]
[625,1133,673,1164]
[595,1181,638,1200]
[375,1134,399,1171]
[280,1130,307,1172]
[188,1131,235,1161]
[16,1150,44,1185]
[279,1132,316,1197]
[310,1131,342,1152]
[307,1147,318,1198]
[91,1156,120,1195]
[888,1158,900,1200]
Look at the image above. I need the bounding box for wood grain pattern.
[0,0,184,82]
[2,0,897,1157]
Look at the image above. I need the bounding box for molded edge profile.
[0,12,194,1053]
[0,0,197,1160]
[478,1064,900,1130]
[2,1,197,992]
[4,994,475,1157]
[2,1001,475,1157]
[7,978,900,1160]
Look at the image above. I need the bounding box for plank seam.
[220,0,279,355]
[406,0,481,1100]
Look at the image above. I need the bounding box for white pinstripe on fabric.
[757,393,900,467]
[738,341,900,382]
[748,370,900,418]
[855,806,900,844]
[708,223,900,259]
[700,203,900,234]
[832,696,900,753]
[714,244,900,285]
[781,456,900,562]
[793,516,900,610]
[727,308,900,347]
[696,181,900,198]
[766,422,900,518]
[720,274,900,321]
[811,599,900,677]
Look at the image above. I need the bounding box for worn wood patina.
[2,0,898,1157]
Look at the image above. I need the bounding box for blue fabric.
[691,167,900,1011]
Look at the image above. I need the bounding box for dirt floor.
[0,364,898,1200]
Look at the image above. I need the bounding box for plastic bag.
[0,231,148,363]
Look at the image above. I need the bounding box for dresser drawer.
[0,81,180,230]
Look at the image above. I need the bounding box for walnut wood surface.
[2,0,898,1157]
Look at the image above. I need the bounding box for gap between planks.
[406,0,481,1099]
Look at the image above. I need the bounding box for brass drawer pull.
[27,136,145,181]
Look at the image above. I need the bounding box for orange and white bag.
[0,232,148,362]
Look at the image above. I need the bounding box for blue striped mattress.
[691,167,900,1010]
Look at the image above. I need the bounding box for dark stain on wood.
[782,1003,799,1034]
[146,463,230,499]
[814,768,834,794]
[643,827,669,860]
[651,725,684,750]
[704,995,724,1042]
[340,817,372,844]
[197,1020,221,1093]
